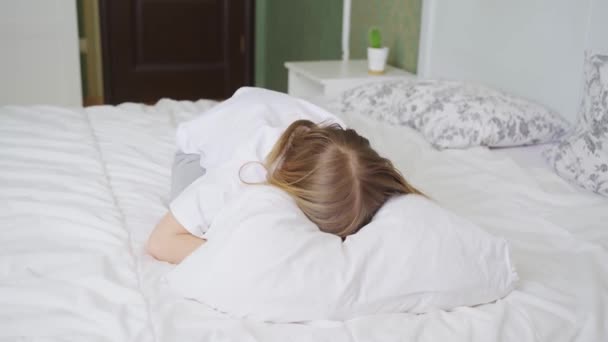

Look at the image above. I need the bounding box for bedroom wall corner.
[349,0,422,73]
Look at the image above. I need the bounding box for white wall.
[0,0,82,106]
[418,0,593,123]
[587,0,608,55]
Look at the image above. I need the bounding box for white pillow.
[167,185,518,322]
[339,80,570,149]
[544,52,608,196]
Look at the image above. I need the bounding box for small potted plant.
[367,27,389,74]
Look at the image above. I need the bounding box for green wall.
[255,0,342,91]
[254,0,423,91]
[349,0,422,73]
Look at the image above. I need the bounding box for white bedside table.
[284,60,415,99]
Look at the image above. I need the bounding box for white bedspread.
[1,100,607,341]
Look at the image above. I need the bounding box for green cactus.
[368,27,382,48]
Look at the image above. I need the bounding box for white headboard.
[417,0,608,122]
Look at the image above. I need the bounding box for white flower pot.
[367,47,389,74]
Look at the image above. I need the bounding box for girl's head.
[265,119,422,238]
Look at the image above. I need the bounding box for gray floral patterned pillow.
[543,53,608,196]
[339,80,570,149]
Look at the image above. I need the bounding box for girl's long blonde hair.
[265,119,422,238]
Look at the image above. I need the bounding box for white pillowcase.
[167,185,518,322]
[339,80,570,149]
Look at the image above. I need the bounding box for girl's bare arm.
[146,211,205,264]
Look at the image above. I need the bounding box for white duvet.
[1,99,607,341]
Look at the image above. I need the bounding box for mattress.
[1,101,608,341]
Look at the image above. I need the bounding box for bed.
[2,0,608,341]
[2,98,607,341]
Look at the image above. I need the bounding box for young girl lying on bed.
[147,89,422,264]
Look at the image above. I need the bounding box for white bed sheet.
[490,145,550,171]
[1,100,607,341]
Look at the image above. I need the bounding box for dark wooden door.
[100,0,253,104]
